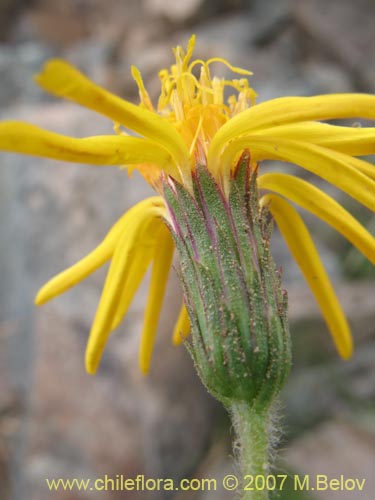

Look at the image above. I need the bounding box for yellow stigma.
[132,35,257,169]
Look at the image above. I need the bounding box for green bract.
[164,153,291,411]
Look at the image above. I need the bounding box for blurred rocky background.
[0,0,374,499]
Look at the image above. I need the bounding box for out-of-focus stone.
[248,0,292,47]
[0,0,23,41]
[174,439,233,500]
[287,281,375,354]
[0,43,53,108]
[144,0,244,24]
[145,0,205,23]
[284,420,375,499]
[301,60,353,93]
[282,343,375,436]
[292,0,375,91]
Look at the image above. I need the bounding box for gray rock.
[293,0,375,91]
[284,420,375,499]
[0,43,54,108]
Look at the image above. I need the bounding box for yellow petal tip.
[139,361,150,376]
[130,65,140,78]
[35,58,70,78]
[85,354,99,376]
[172,332,186,346]
[34,288,48,306]
[339,343,353,361]
[86,367,97,376]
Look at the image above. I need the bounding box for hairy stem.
[230,400,273,500]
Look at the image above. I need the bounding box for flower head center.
[132,36,257,168]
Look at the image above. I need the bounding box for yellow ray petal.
[262,193,353,359]
[35,244,112,306]
[258,173,375,264]
[139,226,174,375]
[110,239,158,332]
[335,155,375,181]
[172,302,191,345]
[35,60,189,167]
[208,93,375,166]
[0,122,175,172]
[222,137,375,211]
[253,122,375,159]
[256,122,375,179]
[107,214,165,333]
[85,235,132,375]
[85,203,166,375]
[35,197,165,305]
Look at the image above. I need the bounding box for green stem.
[229,401,272,500]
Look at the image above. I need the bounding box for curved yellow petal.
[35,60,189,167]
[35,244,112,307]
[258,173,375,264]
[253,122,375,159]
[110,236,161,332]
[35,197,165,305]
[0,121,175,171]
[262,193,353,359]
[334,155,375,181]
[208,93,375,167]
[222,137,375,211]
[172,302,191,345]
[139,226,174,375]
[85,202,166,375]
[104,216,165,329]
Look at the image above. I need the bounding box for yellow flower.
[1,36,374,375]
